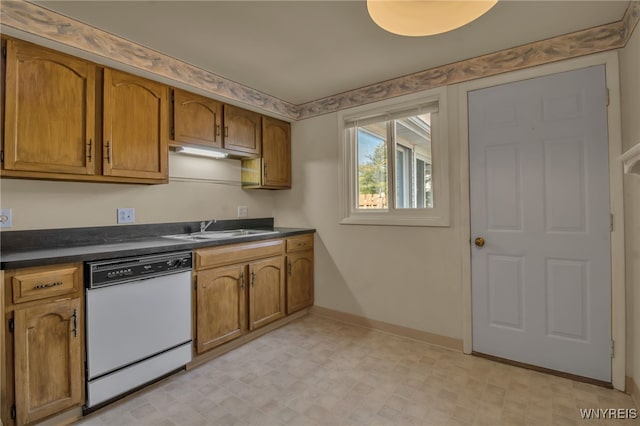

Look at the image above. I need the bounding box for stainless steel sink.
[162,229,279,241]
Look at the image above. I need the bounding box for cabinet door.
[103,69,168,180]
[14,298,82,425]
[172,89,222,148]
[262,117,291,188]
[196,264,246,354]
[223,104,261,155]
[286,250,314,314]
[249,256,285,330]
[4,39,95,175]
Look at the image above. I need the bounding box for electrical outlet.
[117,208,135,224]
[0,209,13,228]
[237,206,248,218]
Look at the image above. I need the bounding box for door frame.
[458,52,626,391]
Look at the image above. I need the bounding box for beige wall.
[620,22,640,394]
[0,154,276,230]
[274,87,465,340]
[275,53,634,362]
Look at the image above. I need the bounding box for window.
[339,90,449,226]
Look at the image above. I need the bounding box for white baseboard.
[627,376,640,408]
[310,305,463,351]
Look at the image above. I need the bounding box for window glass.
[357,124,388,209]
[351,112,433,211]
[395,114,432,209]
[416,158,433,208]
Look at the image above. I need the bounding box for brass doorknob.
[474,237,485,247]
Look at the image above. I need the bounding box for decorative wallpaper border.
[1,0,638,121]
[623,0,640,39]
[297,1,640,119]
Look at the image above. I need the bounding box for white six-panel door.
[469,66,611,381]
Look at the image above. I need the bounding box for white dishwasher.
[85,251,193,412]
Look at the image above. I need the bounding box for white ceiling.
[34,1,630,105]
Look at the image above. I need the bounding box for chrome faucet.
[200,220,215,233]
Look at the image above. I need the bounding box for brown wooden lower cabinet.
[14,298,82,425]
[196,264,246,354]
[194,239,288,354]
[248,256,285,331]
[2,263,84,426]
[285,234,314,314]
[286,250,314,314]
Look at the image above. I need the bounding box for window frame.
[338,88,450,227]
[395,142,412,208]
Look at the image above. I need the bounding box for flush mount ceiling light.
[171,145,229,159]
[367,0,498,36]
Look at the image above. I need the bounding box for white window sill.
[340,212,450,227]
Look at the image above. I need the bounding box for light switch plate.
[0,209,13,228]
[117,208,135,224]
[237,206,248,218]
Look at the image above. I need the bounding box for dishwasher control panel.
[87,251,192,288]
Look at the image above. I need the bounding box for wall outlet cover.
[117,207,135,224]
[237,206,248,218]
[0,209,12,228]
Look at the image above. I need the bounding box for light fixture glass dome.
[367,0,498,37]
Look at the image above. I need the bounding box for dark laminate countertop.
[0,218,315,269]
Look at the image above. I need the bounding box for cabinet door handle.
[216,124,221,138]
[72,308,78,338]
[224,126,229,138]
[251,271,255,287]
[288,261,292,276]
[33,281,63,290]
[264,162,268,178]
[87,139,93,161]
[105,141,112,164]
[240,272,244,290]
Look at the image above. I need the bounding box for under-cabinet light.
[172,146,229,159]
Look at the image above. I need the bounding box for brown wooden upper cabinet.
[171,88,223,149]
[103,69,168,180]
[1,38,168,184]
[241,116,291,189]
[3,39,96,176]
[222,104,261,156]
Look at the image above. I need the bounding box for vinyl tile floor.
[76,314,639,426]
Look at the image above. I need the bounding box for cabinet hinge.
[170,127,175,139]
[8,318,14,333]
[11,405,16,420]
[1,46,6,59]
[611,339,615,358]
[171,92,175,103]
[610,213,614,232]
